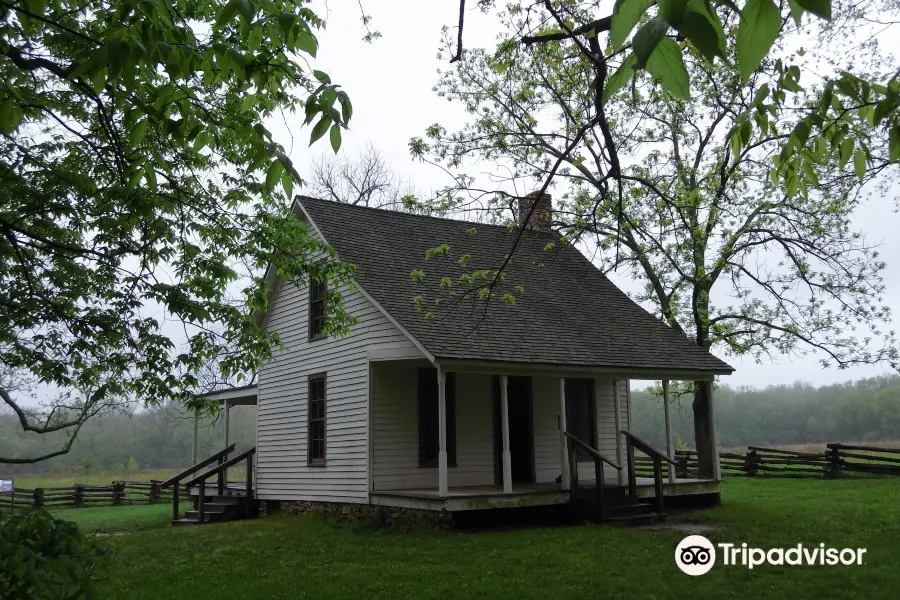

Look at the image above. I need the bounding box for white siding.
[533,377,630,483]
[372,363,495,491]
[256,277,421,503]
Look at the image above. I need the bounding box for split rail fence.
[633,443,900,478]
[0,480,174,511]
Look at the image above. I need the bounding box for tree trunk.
[693,381,714,478]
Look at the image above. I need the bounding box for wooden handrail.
[564,432,621,470]
[620,430,678,466]
[184,447,256,488]
[159,444,236,488]
[186,447,256,524]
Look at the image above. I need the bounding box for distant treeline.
[3,374,900,475]
[631,374,900,449]
[0,403,257,476]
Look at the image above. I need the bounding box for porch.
[370,478,719,512]
[369,358,723,517]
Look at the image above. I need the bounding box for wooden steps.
[575,486,667,527]
[173,494,254,526]
[161,446,257,527]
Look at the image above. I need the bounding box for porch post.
[612,379,624,485]
[500,375,512,493]
[437,367,448,497]
[662,380,676,484]
[558,377,569,490]
[223,400,230,484]
[191,407,199,466]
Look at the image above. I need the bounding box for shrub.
[127,457,139,472]
[0,509,112,599]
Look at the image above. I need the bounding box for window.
[418,368,456,468]
[308,278,327,340]
[565,378,596,460]
[308,375,326,465]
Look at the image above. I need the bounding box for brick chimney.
[518,191,552,232]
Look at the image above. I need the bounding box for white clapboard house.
[196,194,733,524]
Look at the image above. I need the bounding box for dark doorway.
[493,376,535,485]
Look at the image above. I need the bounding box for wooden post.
[568,440,579,506]
[595,457,605,521]
[663,380,676,484]
[559,377,569,490]
[437,367,448,497]
[217,455,225,496]
[149,482,160,503]
[223,399,230,486]
[113,482,125,505]
[172,480,180,521]
[653,456,664,514]
[74,485,84,508]
[612,379,624,485]
[500,375,512,493]
[33,488,43,509]
[191,407,199,466]
[198,479,205,524]
[626,440,637,499]
[245,453,254,518]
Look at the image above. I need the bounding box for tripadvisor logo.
[675,535,867,576]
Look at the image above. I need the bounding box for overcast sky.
[266,0,900,389]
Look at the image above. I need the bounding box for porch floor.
[370,478,719,512]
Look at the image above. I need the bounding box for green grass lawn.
[93,478,900,599]
[53,502,191,534]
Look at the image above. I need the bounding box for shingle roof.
[298,196,733,374]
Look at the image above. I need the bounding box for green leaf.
[611,0,654,48]
[788,0,805,24]
[853,149,866,181]
[265,160,283,191]
[676,6,726,61]
[240,94,257,112]
[632,18,670,69]
[144,164,157,192]
[736,0,781,81]
[739,120,753,145]
[282,172,294,198]
[296,30,318,57]
[889,126,900,162]
[309,115,331,146]
[338,92,353,125]
[795,0,831,20]
[236,0,254,23]
[313,70,331,84]
[215,0,239,30]
[247,25,263,50]
[645,37,690,99]
[130,119,150,146]
[603,53,637,102]
[329,124,342,152]
[839,138,854,168]
[658,0,689,25]
[0,98,24,134]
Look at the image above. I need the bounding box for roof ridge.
[296,195,552,235]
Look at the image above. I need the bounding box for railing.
[621,430,677,515]
[564,431,620,521]
[160,443,236,522]
[183,447,256,523]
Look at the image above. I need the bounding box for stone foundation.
[272,500,453,529]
